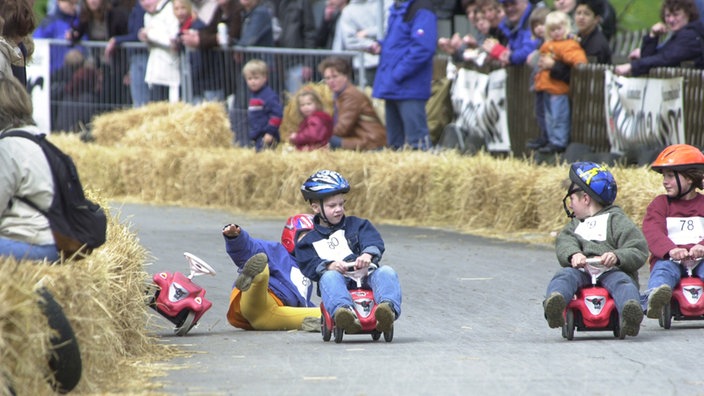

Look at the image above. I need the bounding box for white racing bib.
[666,216,704,245]
[312,229,354,262]
[575,213,610,242]
[289,267,312,300]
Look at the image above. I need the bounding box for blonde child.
[533,10,587,154]
[288,89,333,151]
[244,59,282,151]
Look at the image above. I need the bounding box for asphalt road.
[113,202,704,396]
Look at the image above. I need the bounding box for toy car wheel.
[333,325,344,343]
[564,310,575,341]
[321,316,332,342]
[371,330,381,341]
[661,303,672,329]
[383,326,394,342]
[175,310,196,336]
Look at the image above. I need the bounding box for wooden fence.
[460,63,704,158]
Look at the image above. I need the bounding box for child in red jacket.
[289,89,333,151]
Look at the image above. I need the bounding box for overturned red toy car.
[148,252,215,336]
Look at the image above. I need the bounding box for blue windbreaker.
[372,0,437,101]
[224,229,314,307]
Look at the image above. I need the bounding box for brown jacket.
[334,84,386,150]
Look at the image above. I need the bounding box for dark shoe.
[620,299,644,337]
[537,144,566,154]
[526,138,547,150]
[544,292,566,328]
[646,285,672,319]
[334,307,362,334]
[375,302,395,333]
[235,252,268,291]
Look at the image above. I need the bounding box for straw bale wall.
[0,203,177,395]
[60,101,663,242]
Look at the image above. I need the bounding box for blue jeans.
[545,267,640,313]
[0,237,59,261]
[129,53,149,108]
[534,91,547,141]
[640,259,703,311]
[385,99,430,150]
[543,93,570,148]
[320,265,402,318]
[646,259,704,290]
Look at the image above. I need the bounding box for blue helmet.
[568,162,617,206]
[300,170,350,201]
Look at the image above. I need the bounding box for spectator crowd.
[20,0,704,150]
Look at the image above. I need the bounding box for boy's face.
[313,194,346,225]
[481,5,503,27]
[662,170,692,198]
[574,5,599,35]
[475,12,490,35]
[245,72,267,92]
[567,190,590,220]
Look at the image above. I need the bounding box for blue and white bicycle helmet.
[568,161,618,207]
[300,170,350,202]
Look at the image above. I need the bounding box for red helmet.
[651,144,704,172]
[281,214,314,253]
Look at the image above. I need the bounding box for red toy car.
[563,259,625,340]
[148,252,215,336]
[320,264,393,343]
[660,258,704,329]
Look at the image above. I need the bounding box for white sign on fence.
[450,68,510,152]
[604,70,684,154]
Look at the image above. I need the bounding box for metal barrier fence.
[35,39,367,133]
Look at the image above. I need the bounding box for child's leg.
[599,271,641,313]
[545,267,590,301]
[319,270,354,316]
[647,260,683,290]
[368,266,402,317]
[239,265,320,330]
[534,91,548,143]
[643,259,681,318]
[546,93,570,148]
[544,267,589,328]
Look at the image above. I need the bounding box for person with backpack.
[0,72,107,261]
[0,73,59,261]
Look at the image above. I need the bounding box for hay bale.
[51,132,665,245]
[0,199,177,394]
[91,102,232,148]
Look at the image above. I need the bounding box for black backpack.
[1,130,107,257]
